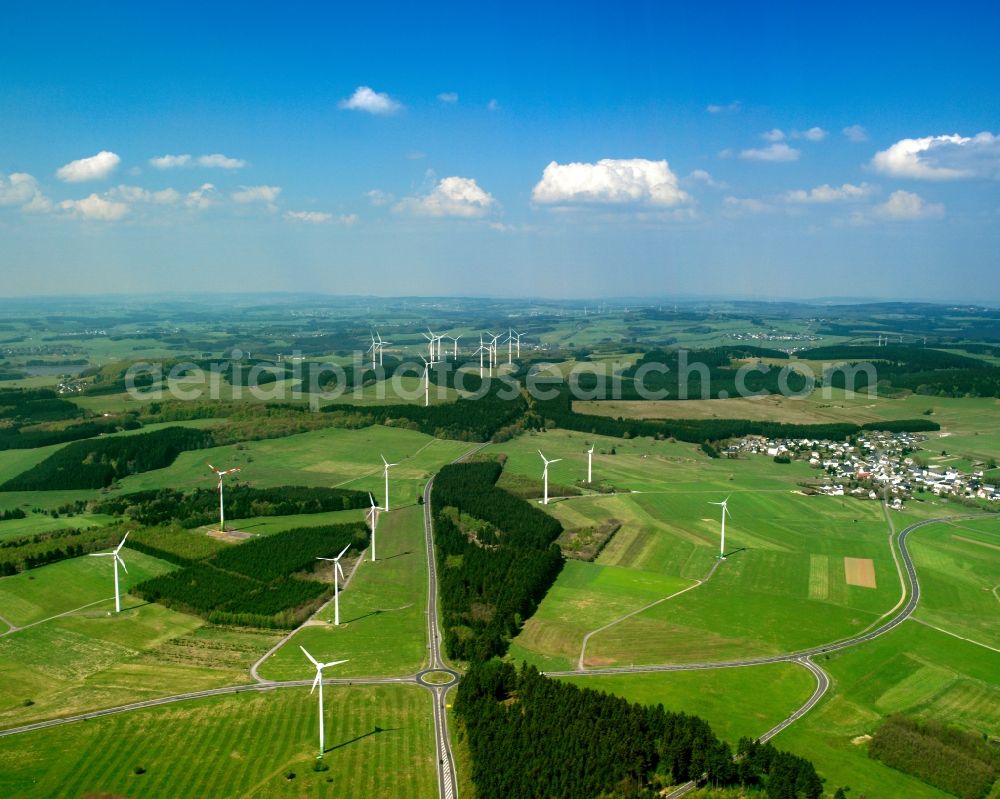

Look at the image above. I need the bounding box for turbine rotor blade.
[310,670,321,694]
[116,555,128,574]
[336,543,351,560]
[300,645,319,667]
[322,659,348,668]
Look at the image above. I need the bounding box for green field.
[560,662,816,744]
[256,505,429,679]
[0,684,436,799]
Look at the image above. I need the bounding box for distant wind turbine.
[420,356,430,407]
[89,531,130,614]
[381,454,399,511]
[300,645,348,758]
[317,543,351,626]
[587,446,594,484]
[208,463,241,532]
[367,492,384,561]
[709,497,731,559]
[538,450,562,505]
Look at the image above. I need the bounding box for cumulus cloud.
[843,124,868,143]
[761,129,786,142]
[339,86,403,114]
[873,190,944,220]
[110,185,180,204]
[150,153,246,170]
[723,196,774,215]
[531,158,690,207]
[687,169,724,189]
[284,210,332,223]
[785,182,875,203]
[437,92,459,103]
[59,193,128,221]
[56,151,120,182]
[186,183,219,209]
[793,127,827,141]
[707,100,741,114]
[231,185,282,207]
[871,132,1000,179]
[0,172,51,211]
[739,143,800,162]
[395,176,496,218]
[366,189,394,207]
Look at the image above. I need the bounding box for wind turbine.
[367,493,385,561]
[420,356,430,407]
[587,446,594,484]
[300,646,348,758]
[89,532,130,614]
[374,329,389,366]
[317,543,351,626]
[208,464,241,532]
[448,335,460,358]
[475,335,487,378]
[380,454,398,511]
[538,450,562,505]
[368,333,378,369]
[709,498,731,559]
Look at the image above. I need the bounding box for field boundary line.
[0,596,114,638]
[577,558,721,670]
[908,616,1000,653]
[855,502,907,637]
[331,436,443,488]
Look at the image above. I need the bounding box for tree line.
[455,660,824,799]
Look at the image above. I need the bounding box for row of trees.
[0,416,141,451]
[96,485,373,528]
[132,523,369,628]
[432,461,564,661]
[0,526,124,575]
[0,388,82,423]
[455,661,824,799]
[0,426,215,490]
[868,714,998,799]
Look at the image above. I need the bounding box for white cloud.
[197,153,246,169]
[707,100,741,114]
[150,153,245,170]
[0,172,51,211]
[110,185,180,204]
[395,176,496,218]
[843,125,869,143]
[186,183,218,209]
[231,185,282,206]
[687,169,724,189]
[284,210,332,223]
[150,154,192,169]
[56,150,120,182]
[723,196,773,215]
[794,126,827,141]
[339,86,403,115]
[761,128,786,142]
[437,92,458,104]
[874,190,944,220]
[785,182,875,203]
[59,193,128,221]
[739,143,800,162]
[367,189,394,206]
[871,132,1000,180]
[531,158,690,207]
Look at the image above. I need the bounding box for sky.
[1,1,998,302]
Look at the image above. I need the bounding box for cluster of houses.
[732,430,998,509]
[726,331,821,346]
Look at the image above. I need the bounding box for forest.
[132,522,369,628]
[0,426,216,490]
[868,715,998,799]
[455,660,824,799]
[432,460,564,661]
[0,525,125,575]
[95,484,373,527]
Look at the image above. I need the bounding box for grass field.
[495,429,902,667]
[560,662,816,744]
[256,505,429,680]
[0,684,436,799]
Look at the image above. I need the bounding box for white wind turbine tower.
[380,454,399,511]
[368,333,378,369]
[89,531,130,614]
[448,335,460,358]
[423,327,442,364]
[475,335,487,378]
[420,356,430,407]
[367,493,385,561]
[300,646,348,758]
[538,450,562,505]
[317,543,351,626]
[587,446,594,484]
[375,330,389,366]
[208,463,241,532]
[709,497,731,559]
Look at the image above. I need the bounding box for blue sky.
[1,1,998,301]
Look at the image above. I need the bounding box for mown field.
[0,684,436,799]
[256,505,430,679]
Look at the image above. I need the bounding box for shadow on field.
[722,546,748,559]
[375,550,411,562]
[324,725,397,753]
